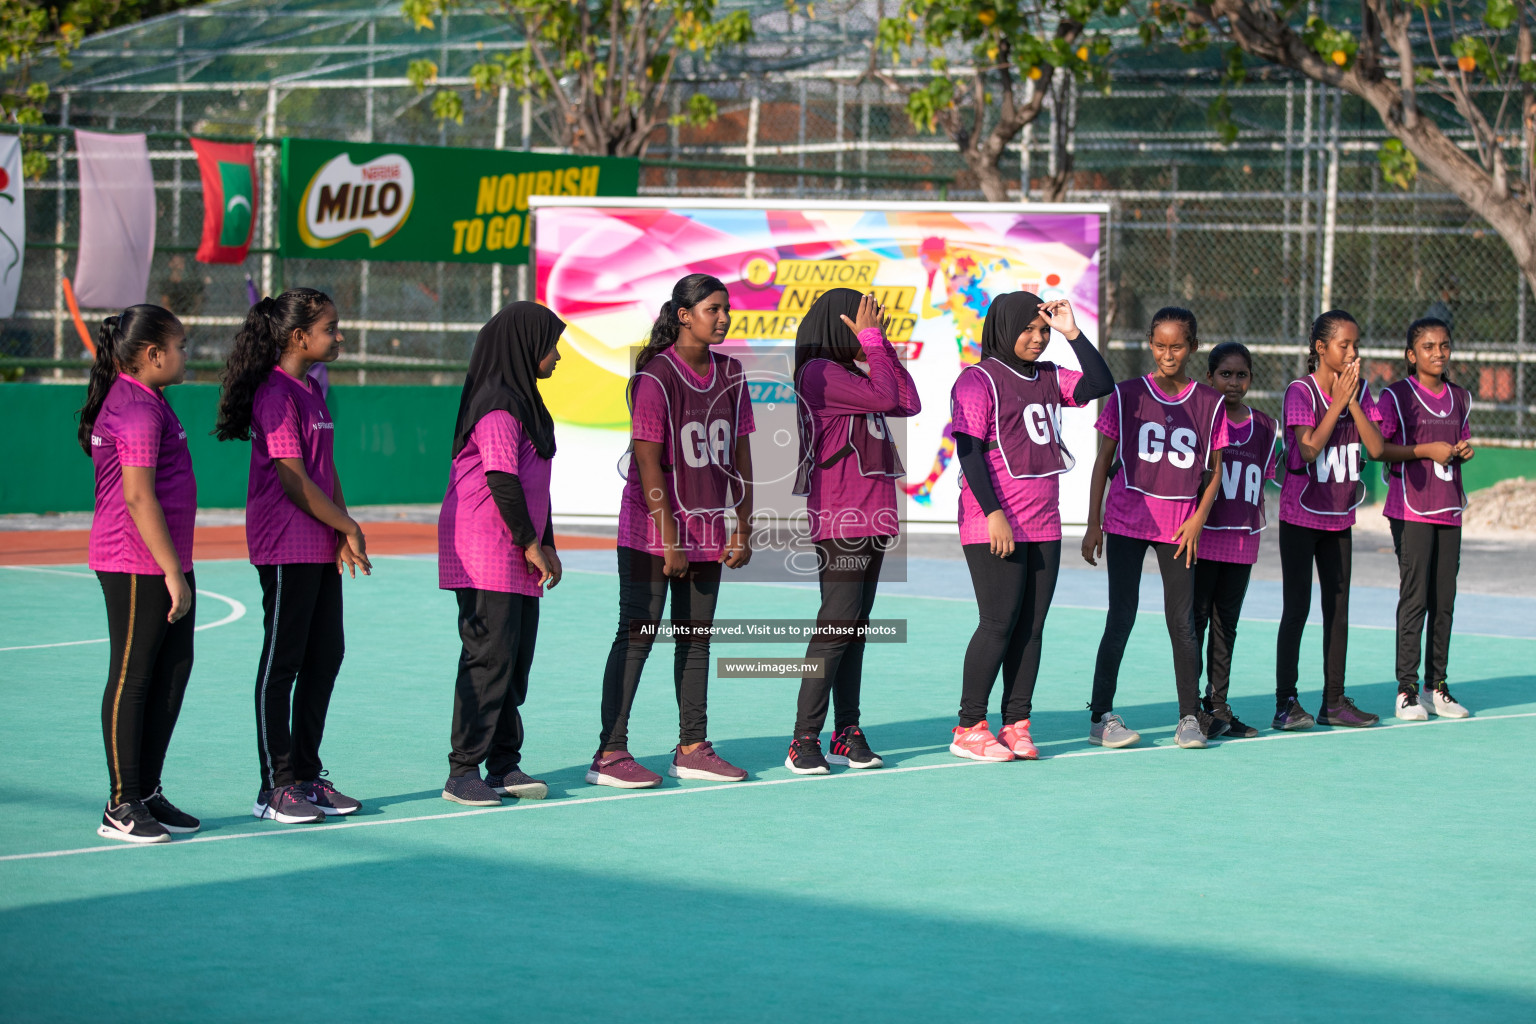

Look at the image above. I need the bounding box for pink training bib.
[1284,377,1367,518]
[1203,409,1278,534]
[964,358,1075,478]
[1379,378,1470,519]
[1115,376,1225,500]
[629,349,746,515]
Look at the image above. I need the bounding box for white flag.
[0,136,23,319]
[73,130,156,310]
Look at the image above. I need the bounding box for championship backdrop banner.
[280,139,639,264]
[532,198,1106,530]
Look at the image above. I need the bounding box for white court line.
[0,567,247,652]
[3,710,1531,865]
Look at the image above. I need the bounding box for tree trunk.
[966,150,1012,202]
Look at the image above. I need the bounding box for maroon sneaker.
[668,741,748,782]
[585,751,662,789]
[1316,696,1380,728]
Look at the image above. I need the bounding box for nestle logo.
[360,164,401,181]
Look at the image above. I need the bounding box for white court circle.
[0,565,247,652]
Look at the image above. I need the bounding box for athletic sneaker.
[97,801,171,844]
[1316,696,1380,728]
[300,774,361,816]
[949,721,1014,762]
[142,785,200,833]
[1394,687,1429,721]
[1425,683,1471,719]
[1272,697,1316,731]
[785,734,831,775]
[486,769,548,799]
[669,741,748,781]
[1203,700,1259,738]
[253,784,326,823]
[442,774,501,806]
[1174,715,1209,749]
[1088,713,1140,749]
[585,751,662,789]
[829,726,883,769]
[999,719,1039,760]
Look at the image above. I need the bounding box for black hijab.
[794,287,867,378]
[981,291,1047,374]
[452,301,565,460]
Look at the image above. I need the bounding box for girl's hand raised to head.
[840,292,885,336]
[1039,299,1078,338]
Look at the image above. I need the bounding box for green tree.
[876,0,1118,201]
[402,0,752,156]
[1139,0,1536,291]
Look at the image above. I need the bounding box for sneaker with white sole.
[486,768,548,799]
[785,734,831,775]
[999,719,1039,760]
[299,774,361,816]
[948,721,1014,762]
[442,774,502,806]
[97,801,171,844]
[1424,683,1470,718]
[828,726,883,769]
[669,741,747,781]
[1394,687,1429,721]
[1088,713,1140,748]
[141,785,200,834]
[1175,715,1209,749]
[253,784,326,823]
[585,751,662,789]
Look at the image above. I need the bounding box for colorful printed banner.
[0,136,22,318]
[191,137,257,264]
[73,130,156,309]
[534,199,1105,526]
[280,138,638,264]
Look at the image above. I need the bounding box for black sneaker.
[97,801,171,844]
[299,773,361,816]
[1272,697,1316,731]
[253,785,326,823]
[1197,710,1231,741]
[1204,701,1259,739]
[828,726,884,769]
[142,786,200,833]
[785,734,830,775]
[486,768,548,799]
[442,774,502,806]
[1316,696,1380,728]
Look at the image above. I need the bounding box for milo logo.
[298,152,414,248]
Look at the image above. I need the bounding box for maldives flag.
[191,137,257,264]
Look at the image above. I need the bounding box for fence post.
[1295,79,1314,375]
[1518,274,1528,438]
[835,82,844,192]
[745,93,760,201]
[261,85,277,299]
[52,92,70,379]
[492,84,508,317]
[1281,80,1293,356]
[1319,88,1340,311]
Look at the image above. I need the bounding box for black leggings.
[794,536,886,736]
[1192,558,1253,708]
[98,571,196,807]
[599,546,722,751]
[958,540,1061,727]
[450,588,540,777]
[254,563,345,791]
[1275,522,1352,704]
[1390,519,1461,688]
[1090,532,1201,719]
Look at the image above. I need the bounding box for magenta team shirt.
[1278,376,1383,532]
[439,410,552,597]
[1093,377,1231,543]
[1377,377,1472,526]
[951,362,1087,544]
[616,349,756,559]
[798,328,920,542]
[1197,409,1280,565]
[246,365,340,565]
[88,374,197,575]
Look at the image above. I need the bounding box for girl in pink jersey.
[1082,307,1231,750]
[947,292,1112,762]
[438,302,566,806]
[783,289,921,775]
[1274,310,1387,729]
[79,305,202,844]
[1192,342,1280,739]
[1376,317,1474,721]
[588,274,756,789]
[216,288,370,825]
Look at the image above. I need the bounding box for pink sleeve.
[949,370,992,438]
[737,377,755,435]
[114,400,164,469]
[799,336,910,417]
[474,410,522,475]
[1363,385,1384,423]
[1376,389,1402,442]
[630,376,667,444]
[1093,389,1120,439]
[1057,366,1086,408]
[1210,403,1231,452]
[1283,381,1315,429]
[256,389,304,459]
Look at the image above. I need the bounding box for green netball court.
[1,553,1532,1022]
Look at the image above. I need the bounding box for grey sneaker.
[1088,713,1140,748]
[442,774,502,806]
[486,768,548,799]
[1175,715,1209,749]
[253,785,325,823]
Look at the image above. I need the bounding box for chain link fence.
[4,70,1532,444]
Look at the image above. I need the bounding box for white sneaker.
[1394,689,1428,721]
[1424,684,1471,718]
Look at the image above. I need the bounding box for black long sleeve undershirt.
[1066,331,1114,405]
[486,470,537,548]
[954,431,1002,517]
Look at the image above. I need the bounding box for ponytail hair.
[1306,309,1358,373]
[633,273,728,374]
[1147,306,1198,348]
[1405,316,1453,382]
[1206,340,1253,376]
[216,287,333,441]
[76,305,184,454]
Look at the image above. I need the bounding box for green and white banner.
[280,138,639,264]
